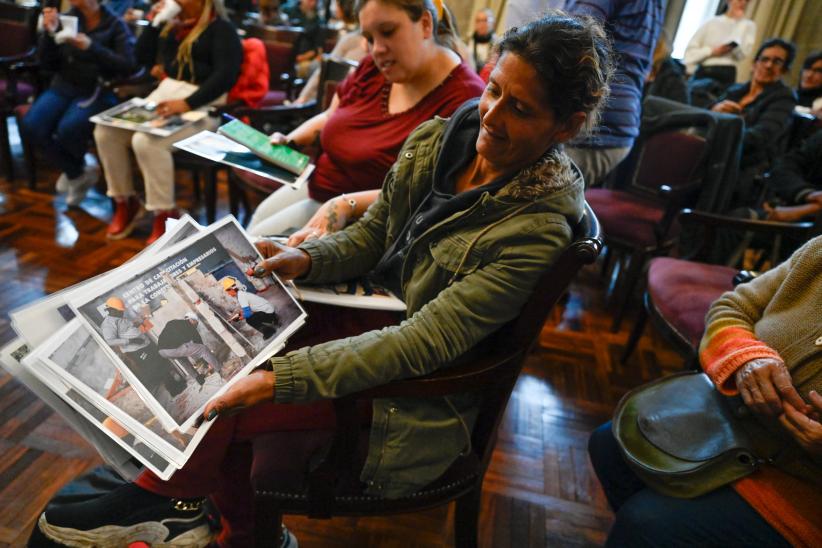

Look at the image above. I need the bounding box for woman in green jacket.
[36,13,615,548]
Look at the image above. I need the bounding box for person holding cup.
[93,0,243,244]
[20,0,136,206]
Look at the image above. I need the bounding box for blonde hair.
[161,0,228,81]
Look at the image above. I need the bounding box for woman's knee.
[20,111,50,144]
[588,422,618,476]
[607,491,678,547]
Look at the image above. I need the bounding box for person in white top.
[221,276,279,339]
[683,0,756,86]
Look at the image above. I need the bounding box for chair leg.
[0,116,14,182]
[253,497,283,548]
[621,293,648,363]
[453,486,481,548]
[600,246,612,278]
[205,166,217,223]
[610,250,644,333]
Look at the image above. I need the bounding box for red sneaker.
[147,209,180,245]
[107,197,143,240]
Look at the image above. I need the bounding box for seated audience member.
[562,0,664,187]
[797,50,822,118]
[244,0,485,237]
[20,0,135,206]
[34,13,614,547]
[293,0,366,105]
[711,38,797,171]
[258,0,286,24]
[762,129,822,221]
[468,8,496,74]
[282,0,323,78]
[683,0,756,88]
[645,33,688,104]
[589,235,822,547]
[94,0,243,244]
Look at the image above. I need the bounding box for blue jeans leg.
[588,422,789,547]
[21,87,117,179]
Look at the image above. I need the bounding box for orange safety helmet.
[105,297,126,311]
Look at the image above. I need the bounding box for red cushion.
[586,188,665,247]
[258,90,287,107]
[647,257,737,347]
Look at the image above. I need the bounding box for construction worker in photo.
[220,276,279,339]
[157,312,223,384]
[100,296,186,398]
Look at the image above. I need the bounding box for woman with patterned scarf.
[94,0,242,244]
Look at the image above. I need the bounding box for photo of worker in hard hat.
[100,296,187,399]
[221,276,280,339]
[157,312,223,384]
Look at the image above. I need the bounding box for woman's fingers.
[772,365,810,414]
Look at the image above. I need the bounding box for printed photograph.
[72,219,304,430]
[44,321,194,460]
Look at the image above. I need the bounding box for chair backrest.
[357,204,602,471]
[320,25,339,53]
[0,1,39,58]
[244,24,304,87]
[316,54,357,110]
[632,129,709,193]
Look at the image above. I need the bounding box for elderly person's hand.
[735,358,811,418]
[780,391,822,456]
[249,239,311,280]
[711,100,743,114]
[198,369,275,426]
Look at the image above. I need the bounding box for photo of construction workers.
[100,296,186,399]
[222,276,280,339]
[157,312,223,385]
[72,219,305,430]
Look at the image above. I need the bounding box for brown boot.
[107,197,143,240]
[147,209,180,245]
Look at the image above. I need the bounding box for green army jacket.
[269,113,585,497]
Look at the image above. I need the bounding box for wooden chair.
[0,0,39,181]
[249,204,603,547]
[622,208,822,365]
[244,24,305,107]
[586,115,714,332]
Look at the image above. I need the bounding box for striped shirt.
[566,0,664,149]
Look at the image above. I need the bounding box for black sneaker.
[37,483,213,547]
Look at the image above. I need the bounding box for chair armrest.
[0,47,36,68]
[679,208,816,236]
[233,102,319,133]
[655,182,703,243]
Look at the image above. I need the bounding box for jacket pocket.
[429,234,485,276]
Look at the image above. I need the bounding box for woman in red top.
[244,0,485,237]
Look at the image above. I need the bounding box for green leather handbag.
[613,371,762,499]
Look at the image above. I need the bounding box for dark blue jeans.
[20,85,117,179]
[588,422,790,547]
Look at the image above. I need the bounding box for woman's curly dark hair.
[497,12,615,133]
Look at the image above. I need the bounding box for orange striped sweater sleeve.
[699,323,784,395]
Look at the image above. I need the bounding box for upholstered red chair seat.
[585,188,666,247]
[0,79,34,104]
[258,90,287,107]
[647,257,736,348]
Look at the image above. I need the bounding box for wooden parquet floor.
[0,159,686,547]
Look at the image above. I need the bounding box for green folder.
[217,119,310,175]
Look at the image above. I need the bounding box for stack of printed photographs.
[0,216,306,480]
